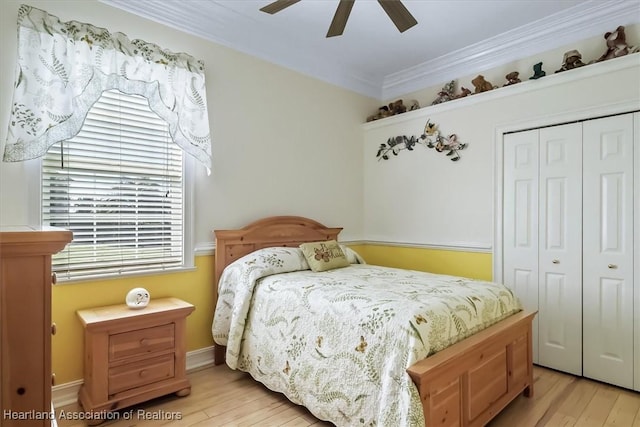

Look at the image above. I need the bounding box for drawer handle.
[608,264,618,269]
[552,259,559,264]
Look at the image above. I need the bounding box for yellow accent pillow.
[299,240,350,272]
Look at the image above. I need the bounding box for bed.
[212,216,535,426]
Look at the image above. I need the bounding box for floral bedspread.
[212,247,522,426]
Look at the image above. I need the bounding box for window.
[41,90,190,280]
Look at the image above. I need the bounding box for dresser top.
[77,297,194,326]
[0,226,72,254]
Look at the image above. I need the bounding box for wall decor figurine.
[376,119,468,162]
[409,99,420,110]
[125,287,150,309]
[471,75,496,93]
[529,62,546,79]
[366,99,408,122]
[503,71,521,86]
[388,99,407,115]
[555,50,586,73]
[367,105,391,122]
[454,87,472,99]
[431,80,456,105]
[593,25,639,63]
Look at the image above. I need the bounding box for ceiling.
[100,0,640,100]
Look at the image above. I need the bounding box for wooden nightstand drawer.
[108,353,175,395]
[78,298,194,419]
[109,323,174,361]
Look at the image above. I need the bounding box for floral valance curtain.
[3,5,212,171]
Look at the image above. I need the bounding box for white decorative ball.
[125,287,150,309]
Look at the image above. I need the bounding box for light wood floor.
[57,365,640,427]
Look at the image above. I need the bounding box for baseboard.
[184,345,216,371]
[52,345,215,408]
[51,379,84,409]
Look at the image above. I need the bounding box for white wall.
[363,55,640,250]
[0,0,377,246]
[2,1,639,252]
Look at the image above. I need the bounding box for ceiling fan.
[259,0,418,38]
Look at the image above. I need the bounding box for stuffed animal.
[388,99,407,115]
[454,87,472,99]
[594,26,639,63]
[472,75,495,93]
[555,50,586,73]
[503,71,521,86]
[366,105,391,122]
[366,100,407,121]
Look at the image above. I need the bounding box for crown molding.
[381,0,640,100]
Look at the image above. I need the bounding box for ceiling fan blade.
[377,0,417,33]
[326,0,355,38]
[260,0,301,14]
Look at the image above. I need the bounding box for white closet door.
[634,112,639,392]
[537,123,583,375]
[583,114,634,389]
[503,130,540,362]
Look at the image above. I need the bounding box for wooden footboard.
[407,310,536,427]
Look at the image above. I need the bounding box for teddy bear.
[503,71,521,86]
[593,26,640,63]
[472,75,495,93]
[388,99,407,115]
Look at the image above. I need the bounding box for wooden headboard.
[213,216,342,288]
[212,216,341,364]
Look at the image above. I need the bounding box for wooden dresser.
[0,226,72,427]
[76,298,194,422]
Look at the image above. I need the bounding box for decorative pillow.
[299,240,350,272]
[340,245,366,264]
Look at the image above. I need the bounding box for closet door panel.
[503,130,539,362]
[635,112,639,392]
[537,124,583,375]
[583,114,634,389]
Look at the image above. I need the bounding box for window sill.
[53,265,198,285]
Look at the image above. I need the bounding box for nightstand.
[77,297,195,422]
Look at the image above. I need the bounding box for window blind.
[42,90,184,280]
